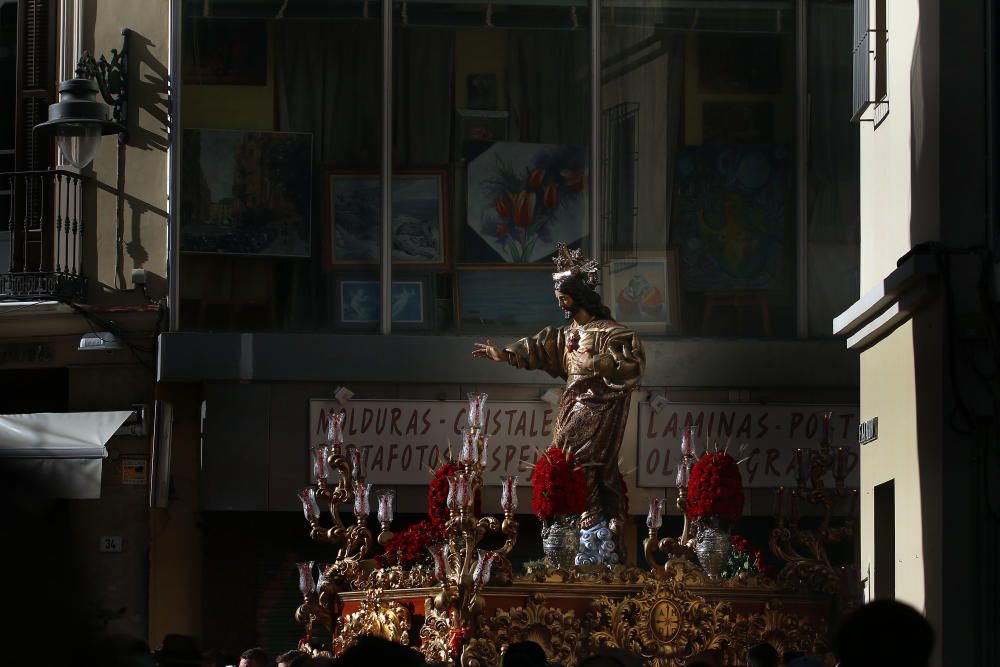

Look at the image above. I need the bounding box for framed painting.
[182,18,268,86]
[457,269,560,332]
[670,145,787,291]
[326,171,447,267]
[604,250,682,335]
[334,274,431,330]
[461,141,588,265]
[180,129,312,257]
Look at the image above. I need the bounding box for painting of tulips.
[463,142,588,264]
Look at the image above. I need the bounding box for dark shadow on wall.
[909,1,998,666]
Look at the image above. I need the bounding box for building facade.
[8,1,994,665]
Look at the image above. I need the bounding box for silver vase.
[541,515,580,568]
[694,517,732,580]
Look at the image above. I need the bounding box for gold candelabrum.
[769,412,858,594]
[643,426,698,575]
[296,394,520,656]
[428,394,520,652]
[295,408,395,647]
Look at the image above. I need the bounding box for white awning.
[0,411,133,498]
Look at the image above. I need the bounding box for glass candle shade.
[428,545,446,581]
[461,428,478,466]
[680,426,693,457]
[457,473,472,508]
[377,490,396,523]
[299,487,320,522]
[353,481,372,518]
[297,561,316,596]
[472,550,498,586]
[347,446,365,481]
[312,445,331,482]
[500,475,519,512]
[479,435,491,468]
[467,392,487,429]
[315,563,329,592]
[647,497,665,530]
[327,409,346,445]
[446,475,460,511]
[676,460,690,488]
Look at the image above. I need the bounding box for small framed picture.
[334,274,431,330]
[457,269,560,332]
[604,250,682,335]
[326,170,447,267]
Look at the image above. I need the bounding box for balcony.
[1,169,88,303]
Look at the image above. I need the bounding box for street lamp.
[34,29,130,168]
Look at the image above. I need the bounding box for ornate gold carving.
[722,600,827,665]
[331,588,412,655]
[775,558,840,595]
[476,593,582,666]
[660,557,710,586]
[418,598,455,665]
[584,579,734,666]
[649,599,682,643]
[460,637,501,667]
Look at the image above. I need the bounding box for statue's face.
[555,291,577,319]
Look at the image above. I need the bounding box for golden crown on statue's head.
[552,243,601,290]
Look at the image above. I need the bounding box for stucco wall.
[85,0,170,303]
[856,0,942,642]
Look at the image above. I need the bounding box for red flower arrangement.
[685,451,744,525]
[722,534,771,579]
[532,445,586,520]
[379,461,482,568]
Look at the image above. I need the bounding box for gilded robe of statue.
[504,318,645,531]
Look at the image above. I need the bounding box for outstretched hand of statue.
[472,342,507,362]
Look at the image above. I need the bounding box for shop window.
[808,1,860,336]
[601,2,797,338]
[0,1,13,243]
[175,0,859,341]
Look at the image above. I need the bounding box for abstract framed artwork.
[334,275,431,330]
[457,269,560,332]
[326,170,447,267]
[461,141,588,265]
[670,145,787,291]
[180,129,312,257]
[604,250,682,335]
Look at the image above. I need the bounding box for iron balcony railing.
[1,168,88,302]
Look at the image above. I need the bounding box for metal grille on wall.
[601,101,640,260]
[851,0,888,126]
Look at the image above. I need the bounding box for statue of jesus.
[472,244,645,564]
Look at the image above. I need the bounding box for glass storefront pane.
[178,0,382,332]
[601,1,797,338]
[807,0,859,336]
[390,1,593,335]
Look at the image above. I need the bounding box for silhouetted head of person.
[239,648,271,667]
[503,641,547,667]
[334,636,425,667]
[836,600,933,667]
[276,650,310,667]
[746,642,779,667]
